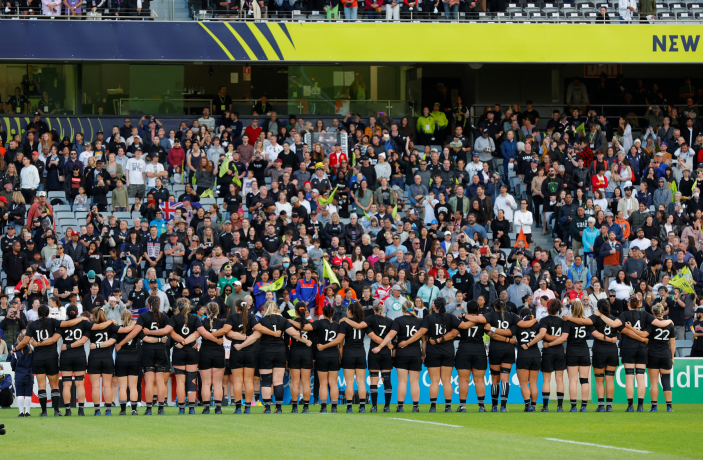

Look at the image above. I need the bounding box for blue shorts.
[16,382,33,397]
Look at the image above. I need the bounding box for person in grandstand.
[595,296,670,412]
[455,300,489,412]
[374,300,423,413]
[12,305,88,417]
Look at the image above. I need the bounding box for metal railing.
[0,7,158,19]
[118,98,415,117]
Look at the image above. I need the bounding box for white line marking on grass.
[390,418,461,428]
[545,438,651,453]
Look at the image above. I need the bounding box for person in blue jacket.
[501,130,518,182]
[10,332,33,417]
[252,271,277,310]
[295,269,319,310]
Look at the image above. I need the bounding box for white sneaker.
[137,402,143,407]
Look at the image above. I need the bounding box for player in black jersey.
[341,302,395,413]
[15,305,88,417]
[288,302,314,413]
[117,296,188,415]
[332,302,369,413]
[375,300,424,413]
[403,297,460,412]
[596,296,668,412]
[576,299,620,412]
[456,301,488,412]
[242,300,309,414]
[560,299,592,412]
[539,299,567,412]
[114,309,141,415]
[308,305,342,413]
[643,303,676,412]
[514,306,542,412]
[484,300,519,412]
[223,299,259,414]
[86,308,126,416]
[58,303,112,417]
[169,298,222,415]
[198,303,228,414]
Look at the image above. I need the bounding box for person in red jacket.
[167,139,186,179]
[592,168,608,195]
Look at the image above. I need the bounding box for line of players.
[13,292,677,416]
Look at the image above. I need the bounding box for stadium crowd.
[0,80,703,416]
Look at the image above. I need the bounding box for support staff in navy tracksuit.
[10,333,33,417]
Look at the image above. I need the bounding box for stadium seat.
[511,11,528,18]
[530,11,547,18]
[542,2,560,12]
[53,204,72,213]
[506,2,524,12]
[675,340,692,357]
[523,1,543,13]
[658,11,675,19]
[671,3,689,13]
[114,212,132,221]
[547,11,563,19]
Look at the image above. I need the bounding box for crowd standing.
[0,83,703,416]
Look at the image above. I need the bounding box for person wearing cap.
[506,270,532,309]
[217,264,238,295]
[102,294,126,323]
[163,233,186,275]
[99,266,121,299]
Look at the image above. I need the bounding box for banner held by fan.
[514,225,529,248]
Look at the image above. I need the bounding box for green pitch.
[1,404,701,459]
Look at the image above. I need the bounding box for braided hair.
[38,304,50,332]
[434,297,447,331]
[147,295,161,325]
[236,300,249,335]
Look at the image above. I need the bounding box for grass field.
[1,404,701,459]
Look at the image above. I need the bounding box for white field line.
[544,438,652,453]
[390,418,462,427]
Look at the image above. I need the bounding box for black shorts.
[115,355,140,377]
[289,349,313,370]
[172,347,199,367]
[33,357,59,376]
[488,348,515,366]
[316,355,341,372]
[566,354,591,367]
[394,354,422,372]
[341,351,367,370]
[367,352,393,371]
[620,347,648,365]
[88,356,115,375]
[541,352,566,373]
[516,356,541,371]
[225,363,231,375]
[258,350,287,370]
[592,351,620,369]
[647,355,672,370]
[424,351,454,368]
[199,355,226,370]
[141,347,168,370]
[455,352,488,371]
[59,353,87,373]
[230,349,258,370]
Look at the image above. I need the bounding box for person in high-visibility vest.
[416,107,435,146]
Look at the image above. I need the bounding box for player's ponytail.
[236,300,249,334]
[38,304,49,331]
[571,299,584,319]
[433,297,447,331]
[373,301,385,316]
[120,308,132,327]
[177,297,191,324]
[494,299,506,322]
[66,305,79,320]
[263,300,280,316]
[596,299,610,316]
[147,295,161,325]
[652,303,666,318]
[322,304,335,321]
[206,302,219,328]
[348,301,364,322]
[402,300,417,318]
[295,301,308,326]
[547,299,562,316]
[629,296,640,311]
[92,307,107,324]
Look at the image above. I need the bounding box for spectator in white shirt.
[20,157,40,203]
[618,0,637,22]
[126,148,147,198]
[265,134,283,162]
[198,107,216,132]
[493,184,518,222]
[145,153,166,189]
[513,198,534,243]
[473,128,496,162]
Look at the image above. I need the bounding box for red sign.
[583,64,622,78]
[243,66,251,82]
